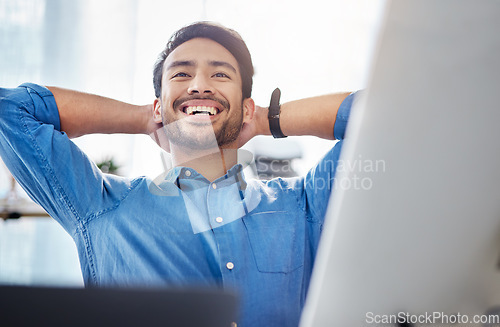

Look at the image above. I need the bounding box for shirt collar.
[150,148,253,196]
[154,163,247,195]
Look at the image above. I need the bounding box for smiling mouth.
[182,106,220,116]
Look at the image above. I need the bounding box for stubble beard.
[161,102,243,151]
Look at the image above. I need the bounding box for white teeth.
[185,106,217,115]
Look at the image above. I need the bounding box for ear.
[242,97,255,124]
[153,98,162,123]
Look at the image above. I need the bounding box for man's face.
[154,38,250,150]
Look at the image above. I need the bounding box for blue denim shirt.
[0,83,354,327]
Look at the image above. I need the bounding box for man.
[0,22,355,326]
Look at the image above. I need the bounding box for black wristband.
[268,88,287,138]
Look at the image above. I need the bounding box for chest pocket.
[243,211,305,273]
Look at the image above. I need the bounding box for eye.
[213,72,230,79]
[171,72,190,79]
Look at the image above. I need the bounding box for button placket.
[206,175,243,284]
[207,180,221,229]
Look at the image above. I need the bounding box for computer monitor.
[300,1,500,326]
[0,285,239,327]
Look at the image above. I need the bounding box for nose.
[187,74,214,95]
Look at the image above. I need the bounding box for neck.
[170,145,238,182]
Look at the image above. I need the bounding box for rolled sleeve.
[333,92,357,140]
[19,83,62,130]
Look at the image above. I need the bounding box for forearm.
[256,92,351,140]
[47,86,151,138]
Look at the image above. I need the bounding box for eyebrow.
[166,60,237,74]
[208,60,237,73]
[166,60,195,70]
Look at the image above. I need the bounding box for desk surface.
[0,196,49,220]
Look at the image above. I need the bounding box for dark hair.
[153,22,254,99]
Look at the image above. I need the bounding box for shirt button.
[215,217,223,223]
[184,170,191,177]
[226,262,234,270]
[212,183,217,189]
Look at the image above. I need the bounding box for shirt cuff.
[19,83,61,131]
[333,91,358,140]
